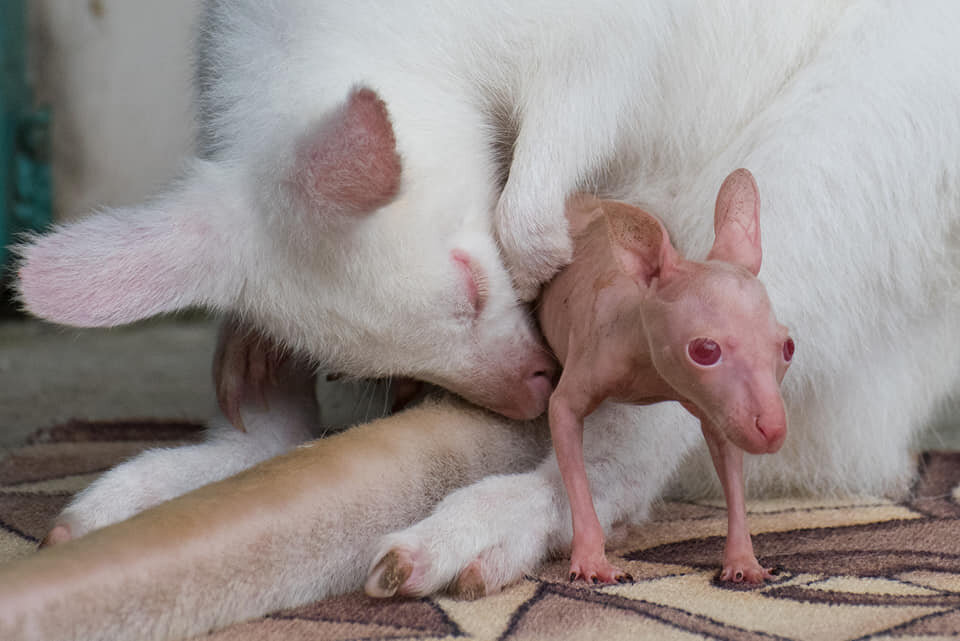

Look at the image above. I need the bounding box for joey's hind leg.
[549,390,631,585]
[42,322,320,546]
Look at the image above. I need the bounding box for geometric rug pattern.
[1,420,959,640]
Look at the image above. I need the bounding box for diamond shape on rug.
[270,592,461,637]
[436,579,540,640]
[505,593,708,641]
[503,581,777,641]
[600,571,949,641]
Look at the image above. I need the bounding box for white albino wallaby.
[5,0,960,637]
[542,170,791,585]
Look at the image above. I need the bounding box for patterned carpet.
[1,420,959,640]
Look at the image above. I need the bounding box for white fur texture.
[0,397,550,641]
[372,402,701,595]
[51,372,319,540]
[11,0,960,614]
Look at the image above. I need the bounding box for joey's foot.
[568,554,633,586]
[719,555,775,584]
[39,523,72,548]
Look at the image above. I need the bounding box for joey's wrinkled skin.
[539,169,793,584]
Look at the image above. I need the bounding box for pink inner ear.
[15,213,207,327]
[708,168,762,275]
[296,87,403,215]
[604,201,678,286]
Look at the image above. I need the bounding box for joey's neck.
[608,348,681,406]
[539,265,647,364]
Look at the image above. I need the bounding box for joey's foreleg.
[550,392,631,585]
[701,425,773,583]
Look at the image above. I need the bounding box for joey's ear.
[604,201,679,287]
[292,87,403,217]
[708,168,762,275]
[15,163,241,327]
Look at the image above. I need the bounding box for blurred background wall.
[30,0,199,223]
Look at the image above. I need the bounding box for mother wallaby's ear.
[14,161,243,327]
[291,87,403,218]
[604,201,679,287]
[708,168,762,275]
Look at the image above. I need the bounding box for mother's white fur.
[199,0,960,499]
[9,0,960,628]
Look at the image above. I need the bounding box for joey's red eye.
[688,338,722,366]
[783,337,795,362]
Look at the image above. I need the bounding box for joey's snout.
[733,395,787,454]
[752,412,787,454]
[718,372,788,455]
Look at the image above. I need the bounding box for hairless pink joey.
[539,168,794,586]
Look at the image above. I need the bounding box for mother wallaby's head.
[15,88,555,420]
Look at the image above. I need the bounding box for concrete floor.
[2,316,959,454]
[0,317,394,452]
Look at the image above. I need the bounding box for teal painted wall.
[1,0,51,270]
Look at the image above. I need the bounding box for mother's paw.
[39,523,73,548]
[365,548,416,597]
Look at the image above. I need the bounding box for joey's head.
[14,87,555,420]
[608,170,793,454]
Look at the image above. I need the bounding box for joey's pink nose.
[754,416,786,454]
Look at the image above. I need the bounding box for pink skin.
[539,169,793,585]
[294,87,403,216]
